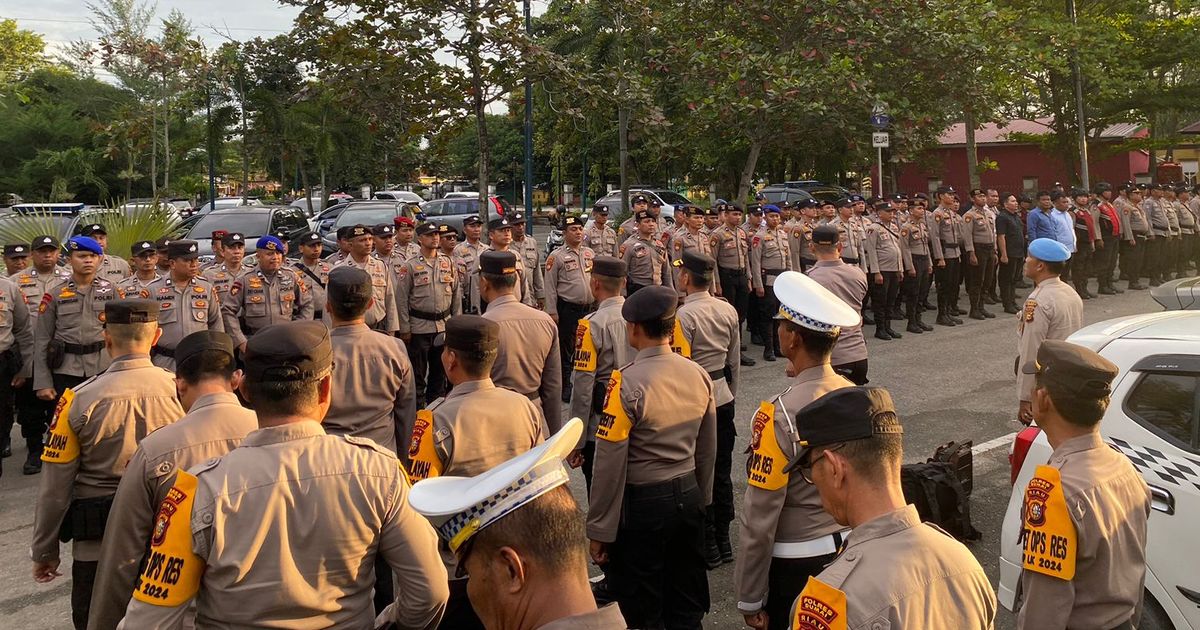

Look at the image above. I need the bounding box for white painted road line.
[973,432,1018,456]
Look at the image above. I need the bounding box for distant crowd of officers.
[0,183,1158,630]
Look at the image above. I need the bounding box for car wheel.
[1137,590,1177,630]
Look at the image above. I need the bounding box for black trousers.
[1146,237,1166,281]
[764,552,839,630]
[373,554,395,617]
[718,268,750,326]
[1072,245,1093,294]
[53,373,87,398]
[408,333,447,408]
[0,349,16,449]
[964,243,995,312]
[833,359,869,385]
[438,578,484,630]
[608,475,708,630]
[1121,237,1146,283]
[1097,236,1120,289]
[870,271,901,326]
[72,559,98,630]
[555,298,592,390]
[758,283,781,352]
[581,439,597,491]
[902,254,930,322]
[935,256,961,310]
[998,255,1023,308]
[712,401,736,526]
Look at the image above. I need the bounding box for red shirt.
[1097,201,1121,237]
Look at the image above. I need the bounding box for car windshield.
[653,191,691,205]
[805,188,845,202]
[191,212,270,237]
[334,207,397,228]
[760,190,787,204]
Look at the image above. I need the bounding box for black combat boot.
[22,437,42,475]
[716,521,734,564]
[704,519,722,570]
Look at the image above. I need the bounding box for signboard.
[869,113,892,129]
[872,132,890,148]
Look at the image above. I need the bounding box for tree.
[0,19,49,91]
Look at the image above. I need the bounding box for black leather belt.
[718,267,746,274]
[941,242,959,249]
[411,308,451,321]
[763,268,785,276]
[707,369,725,382]
[63,341,104,355]
[625,472,699,500]
[151,346,175,359]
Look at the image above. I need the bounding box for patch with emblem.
[407,411,443,481]
[160,301,173,309]
[135,470,204,606]
[596,371,632,442]
[229,283,241,297]
[98,311,106,322]
[439,258,450,271]
[42,389,79,463]
[140,289,151,299]
[791,577,848,630]
[194,300,207,308]
[1020,465,1077,580]
[193,286,205,293]
[545,255,555,271]
[1024,299,1037,322]
[250,295,263,303]
[748,400,788,490]
[414,264,425,271]
[59,288,76,299]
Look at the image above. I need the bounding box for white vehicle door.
[1108,352,1200,627]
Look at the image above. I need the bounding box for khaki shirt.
[545,244,595,313]
[0,276,33,366]
[584,224,619,257]
[787,220,816,270]
[805,261,869,365]
[930,205,965,260]
[31,356,183,564]
[828,215,866,263]
[863,221,907,273]
[221,267,315,348]
[378,242,421,280]
[11,266,70,312]
[514,236,543,303]
[586,345,716,543]
[709,224,749,271]
[334,255,400,333]
[900,218,931,264]
[963,206,997,247]
[569,296,632,446]
[800,505,998,630]
[735,363,852,612]
[89,392,256,630]
[1143,198,1169,236]
[750,227,792,290]
[482,294,562,434]
[452,240,487,314]
[675,292,740,406]
[1017,433,1151,630]
[291,258,333,319]
[98,254,131,284]
[115,421,449,630]
[619,235,673,288]
[200,263,240,303]
[538,603,627,629]
[396,252,463,336]
[141,275,224,371]
[32,276,119,390]
[323,323,416,456]
[1015,277,1083,402]
[115,273,160,297]
[1117,196,1148,236]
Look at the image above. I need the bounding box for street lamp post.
[523,0,534,235]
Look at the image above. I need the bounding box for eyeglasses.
[798,443,845,484]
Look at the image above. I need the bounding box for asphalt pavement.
[0,231,1163,627]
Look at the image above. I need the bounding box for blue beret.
[67,236,103,256]
[1028,238,1071,263]
[762,204,781,214]
[256,235,286,252]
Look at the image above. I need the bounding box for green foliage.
[0,204,180,259]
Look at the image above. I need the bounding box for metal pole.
[1068,0,1090,188]
[523,0,534,235]
[617,8,628,217]
[581,151,588,213]
[206,70,216,210]
[876,145,884,197]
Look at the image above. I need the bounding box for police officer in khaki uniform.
[567,256,631,489]
[142,240,224,370]
[510,212,545,308]
[406,314,545,630]
[710,203,755,366]
[930,186,966,326]
[394,216,422,264]
[735,271,859,630]
[1016,239,1084,425]
[1016,341,1151,630]
[115,241,161,296]
[0,271,33,477]
[222,236,314,352]
[671,205,713,271]
[3,242,30,276]
[546,215,596,402]
[480,217,534,309]
[828,200,866,268]
[333,224,400,333]
[806,226,870,386]
[291,232,333,323]
[89,331,255,630]
[620,209,674,294]
[323,266,415,456]
[372,221,400,272]
[616,193,653,242]
[587,285,716,629]
[673,251,740,568]
[114,322,449,629]
[201,232,247,302]
[786,387,997,630]
[30,299,184,630]
[481,250,563,434]
[585,204,619,256]
[398,222,462,408]
[751,205,792,361]
[863,202,909,341]
[899,202,934,333]
[79,224,131,284]
[453,216,487,314]
[1116,184,1149,289]
[963,188,998,320]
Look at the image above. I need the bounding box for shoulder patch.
[747,400,789,490]
[573,319,597,372]
[1024,299,1037,323]
[1020,465,1077,580]
[595,370,633,442]
[134,470,204,606]
[792,577,848,630]
[407,410,443,481]
[42,389,80,464]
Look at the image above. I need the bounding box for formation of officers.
[0,188,1155,630]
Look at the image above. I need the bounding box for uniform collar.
[791,362,839,386]
[598,296,624,310]
[489,294,518,307]
[448,378,495,398]
[811,260,843,269]
[189,391,242,412]
[331,322,371,336]
[635,344,672,360]
[683,291,711,304]
[843,504,921,552]
[1037,276,1066,289]
[1051,431,1104,459]
[108,354,154,370]
[241,420,325,447]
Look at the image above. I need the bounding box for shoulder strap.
[296,263,325,289]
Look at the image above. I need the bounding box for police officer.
[397,222,462,408]
[116,240,161,296]
[1071,188,1100,298]
[481,217,534,308]
[616,193,653,242]
[31,299,184,630]
[322,266,415,456]
[1116,183,1148,289]
[587,285,716,629]
[4,242,30,275]
[620,209,673,294]
[673,250,740,568]
[409,420,626,629]
[153,237,172,275]
[142,240,224,370]
[900,200,935,332]
[291,232,332,323]
[113,321,449,629]
[930,186,966,326]
[1015,340,1151,630]
[1016,239,1083,425]
[710,203,755,366]
[963,188,998,319]
[480,250,563,434]
[789,200,818,272]
[200,230,226,273]
[89,330,255,630]
[585,204,619,256]
[0,270,33,476]
[751,205,792,361]
[744,205,766,344]
[454,216,487,313]
[333,224,400,334]
[222,235,314,352]
[325,225,353,265]
[371,222,402,276]
[406,314,545,629]
[863,202,908,340]
[545,215,595,402]
[510,212,545,309]
[79,223,130,283]
[1143,184,1169,285]
[393,216,421,264]
[671,206,713,282]
[567,256,631,489]
[786,387,997,629]
[201,232,247,302]
[996,192,1029,314]
[806,226,870,385]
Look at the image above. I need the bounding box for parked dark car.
[184,205,311,264]
[761,181,849,204]
[318,202,421,254]
[419,196,512,235]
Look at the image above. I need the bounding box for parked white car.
[1000,310,1200,629]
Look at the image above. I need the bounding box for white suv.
[1000,310,1200,629]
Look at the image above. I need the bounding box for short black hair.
[481,272,517,290]
[471,486,586,575]
[447,346,498,378]
[1045,260,1067,275]
[328,293,371,321]
[783,320,838,359]
[683,269,711,290]
[593,274,623,294]
[1036,190,1051,200]
[1036,372,1110,427]
[831,411,904,483]
[176,349,236,384]
[635,315,674,340]
[243,377,322,415]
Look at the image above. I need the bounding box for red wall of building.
[895,143,1149,195]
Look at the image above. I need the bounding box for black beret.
[327,266,372,309]
[488,217,512,231]
[935,186,955,195]
[969,188,984,196]
[912,192,929,200]
[415,222,438,236]
[563,215,584,228]
[130,240,155,256]
[80,223,107,236]
[621,285,677,323]
[747,204,763,215]
[509,212,527,224]
[296,232,322,246]
[1070,188,1089,198]
[631,193,649,205]
[634,209,654,222]
[221,232,245,247]
[445,314,500,353]
[154,237,171,251]
[33,235,60,250]
[673,250,715,277]
[480,250,517,275]
[592,204,609,214]
[812,225,839,245]
[348,224,370,238]
[105,298,159,324]
[836,198,852,209]
[1021,339,1118,401]
[794,387,903,450]
[463,215,484,226]
[336,226,355,240]
[649,198,662,207]
[372,224,395,237]
[175,330,235,367]
[874,201,894,212]
[244,321,332,383]
[167,239,200,259]
[4,243,30,257]
[437,224,456,237]
[591,255,626,278]
[890,193,906,202]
